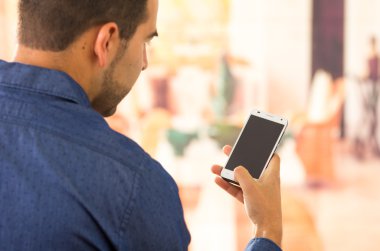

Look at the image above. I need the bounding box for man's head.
[18,0,148,51]
[16,0,158,116]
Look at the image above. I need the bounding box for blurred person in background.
[0,0,283,250]
[367,36,380,85]
[364,36,380,156]
[354,36,380,159]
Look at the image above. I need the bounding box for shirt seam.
[117,157,145,243]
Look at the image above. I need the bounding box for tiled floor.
[176,139,380,251]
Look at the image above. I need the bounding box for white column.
[0,0,18,61]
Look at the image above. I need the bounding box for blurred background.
[2,0,380,250]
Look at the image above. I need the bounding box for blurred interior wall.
[228,0,312,114]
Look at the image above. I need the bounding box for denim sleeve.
[244,238,282,251]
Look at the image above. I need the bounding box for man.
[0,0,282,250]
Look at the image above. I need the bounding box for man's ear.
[93,22,120,68]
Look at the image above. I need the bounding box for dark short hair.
[18,0,148,51]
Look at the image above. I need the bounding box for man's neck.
[15,45,72,73]
[14,45,94,100]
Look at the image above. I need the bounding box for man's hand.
[211,145,282,247]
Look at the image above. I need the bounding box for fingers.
[261,154,281,181]
[211,144,245,204]
[211,164,223,175]
[223,145,232,156]
[211,145,231,176]
[214,176,244,203]
[234,166,256,192]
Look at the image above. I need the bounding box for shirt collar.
[0,59,91,107]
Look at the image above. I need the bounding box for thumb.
[261,154,281,182]
[234,166,256,191]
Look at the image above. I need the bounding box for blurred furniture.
[166,129,198,156]
[208,122,241,148]
[295,72,345,186]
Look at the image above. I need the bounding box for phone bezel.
[220,109,288,186]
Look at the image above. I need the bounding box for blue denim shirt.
[0,60,191,250]
[0,60,281,251]
[246,238,282,251]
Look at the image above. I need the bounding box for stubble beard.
[96,40,130,117]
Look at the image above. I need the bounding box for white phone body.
[221,109,288,186]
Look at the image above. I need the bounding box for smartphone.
[221,109,288,186]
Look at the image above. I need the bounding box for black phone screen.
[225,114,285,179]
